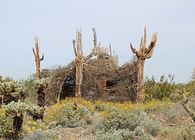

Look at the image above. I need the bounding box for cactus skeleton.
[73,30,84,97]
[130,28,158,102]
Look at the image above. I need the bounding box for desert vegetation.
[0,28,195,140]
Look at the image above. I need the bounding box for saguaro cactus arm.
[33,37,44,61]
[130,43,140,57]
[40,54,44,61]
[145,33,158,59]
[130,28,158,60]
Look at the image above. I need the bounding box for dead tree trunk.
[32,36,44,80]
[73,31,84,97]
[130,28,158,102]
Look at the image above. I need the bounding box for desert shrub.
[45,103,92,128]
[0,77,13,82]
[4,101,43,120]
[95,100,168,113]
[143,119,159,136]
[0,101,44,139]
[97,129,151,140]
[154,103,188,125]
[23,119,48,133]
[4,101,27,136]
[0,101,27,139]
[34,79,49,90]
[23,79,49,105]
[96,129,135,140]
[0,78,26,106]
[102,109,140,132]
[0,108,15,138]
[26,103,45,121]
[23,79,37,104]
[145,75,176,101]
[98,109,160,139]
[0,116,16,139]
[186,81,195,95]
[22,130,58,140]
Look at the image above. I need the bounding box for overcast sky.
[0,0,194,83]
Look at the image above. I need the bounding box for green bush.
[145,75,176,101]
[0,79,26,105]
[0,114,15,139]
[186,81,195,95]
[34,79,49,90]
[98,109,159,139]
[143,119,159,136]
[102,110,139,132]
[0,101,44,139]
[97,129,135,140]
[23,79,37,104]
[97,129,151,140]
[49,104,92,128]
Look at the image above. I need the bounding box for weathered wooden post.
[73,31,84,97]
[130,28,158,102]
[32,36,44,80]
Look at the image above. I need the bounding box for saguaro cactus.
[73,31,84,97]
[32,36,44,80]
[130,28,158,102]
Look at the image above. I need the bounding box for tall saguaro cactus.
[130,28,158,102]
[32,36,44,80]
[73,31,84,97]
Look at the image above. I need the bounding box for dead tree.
[32,37,45,120]
[73,31,84,97]
[130,28,158,102]
[32,36,44,80]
